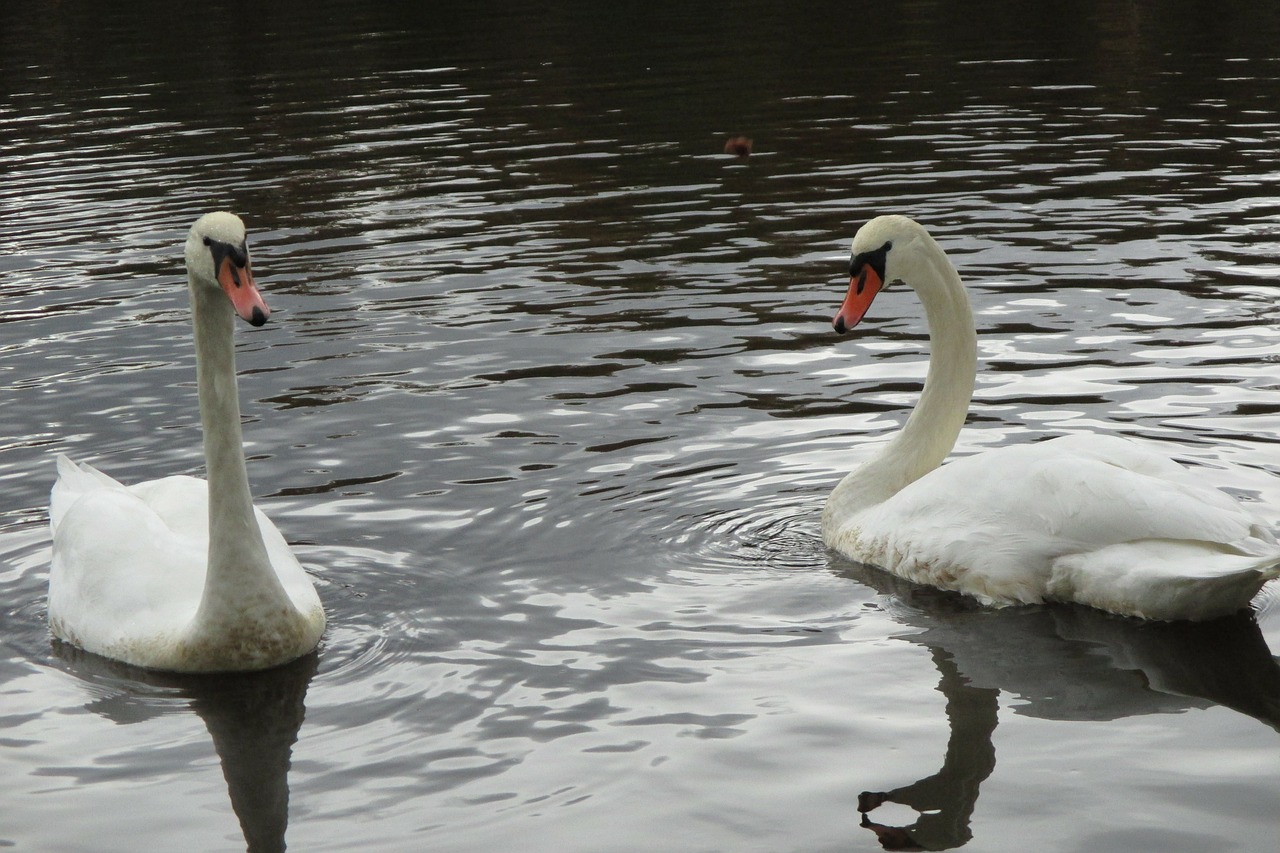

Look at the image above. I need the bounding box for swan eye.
[205,238,251,270]
[849,240,892,285]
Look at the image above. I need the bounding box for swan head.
[184,212,271,327]
[834,215,937,334]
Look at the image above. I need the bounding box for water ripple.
[5,4,1280,850]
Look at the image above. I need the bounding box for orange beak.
[833,266,883,334]
[216,256,270,326]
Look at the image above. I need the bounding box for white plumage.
[822,215,1280,621]
[48,213,325,671]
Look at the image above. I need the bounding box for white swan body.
[48,212,325,671]
[822,215,1280,621]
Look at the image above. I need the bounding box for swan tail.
[50,454,124,533]
[1049,540,1280,622]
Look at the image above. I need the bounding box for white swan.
[822,215,1280,621]
[48,212,325,671]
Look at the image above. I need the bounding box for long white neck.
[822,242,977,531]
[189,282,292,629]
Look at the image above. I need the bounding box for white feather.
[823,216,1280,621]
[48,213,325,671]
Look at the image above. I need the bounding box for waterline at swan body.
[821,215,1280,622]
[48,212,325,672]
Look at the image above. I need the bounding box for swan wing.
[49,456,321,660]
[49,461,207,660]
[843,435,1280,615]
[128,469,316,606]
[1010,434,1269,551]
[50,455,125,533]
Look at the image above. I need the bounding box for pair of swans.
[47,213,1280,673]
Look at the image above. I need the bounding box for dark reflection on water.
[50,647,317,853]
[3,1,1280,851]
[859,647,998,852]
[845,561,1280,849]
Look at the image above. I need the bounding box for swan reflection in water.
[840,562,1280,851]
[52,643,317,853]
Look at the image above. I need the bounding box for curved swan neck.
[825,237,977,524]
[189,280,290,623]
[890,245,977,476]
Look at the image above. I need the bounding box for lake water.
[2,2,1279,851]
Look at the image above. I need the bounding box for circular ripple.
[653,488,830,576]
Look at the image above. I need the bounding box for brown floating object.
[723,136,753,157]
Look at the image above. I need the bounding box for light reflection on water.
[3,2,1280,851]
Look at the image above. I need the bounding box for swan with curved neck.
[821,215,1280,621]
[49,212,325,671]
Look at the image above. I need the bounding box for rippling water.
[3,2,1280,851]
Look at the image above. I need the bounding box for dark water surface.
[3,2,1280,851]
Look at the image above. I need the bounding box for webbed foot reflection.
[857,791,889,812]
[857,647,998,851]
[859,811,926,852]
